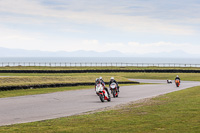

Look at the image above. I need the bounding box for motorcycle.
[96,83,111,102]
[109,82,119,98]
[175,79,180,87]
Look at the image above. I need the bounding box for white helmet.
[99,77,102,80]
[110,77,114,80]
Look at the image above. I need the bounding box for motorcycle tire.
[107,95,111,102]
[99,94,104,102]
[176,83,179,87]
[116,91,118,97]
[112,90,116,98]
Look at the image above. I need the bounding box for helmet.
[99,77,102,80]
[95,78,99,81]
[110,77,114,80]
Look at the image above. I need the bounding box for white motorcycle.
[96,83,111,102]
[109,82,119,98]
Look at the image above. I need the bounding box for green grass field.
[0,86,199,132]
[1,72,200,98]
[1,72,200,87]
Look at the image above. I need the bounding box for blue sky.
[0,0,200,54]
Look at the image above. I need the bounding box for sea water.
[0,57,200,67]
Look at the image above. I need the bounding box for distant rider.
[99,77,110,95]
[175,75,181,82]
[109,77,119,92]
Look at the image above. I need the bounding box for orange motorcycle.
[175,79,180,87]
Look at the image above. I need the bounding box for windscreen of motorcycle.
[110,83,116,89]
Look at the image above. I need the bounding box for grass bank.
[1,86,199,132]
[1,73,200,87]
[0,75,128,87]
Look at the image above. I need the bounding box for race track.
[0,79,200,126]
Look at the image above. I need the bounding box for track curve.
[0,79,200,126]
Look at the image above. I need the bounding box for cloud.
[0,0,197,35]
[0,0,200,55]
[127,41,200,54]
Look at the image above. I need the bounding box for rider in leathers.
[109,77,119,92]
[99,77,110,96]
[175,75,181,82]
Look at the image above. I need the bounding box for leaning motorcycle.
[109,82,119,98]
[96,83,111,102]
[175,79,180,87]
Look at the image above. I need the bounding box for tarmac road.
[0,79,200,126]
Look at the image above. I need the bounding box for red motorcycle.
[96,83,111,102]
[109,83,119,98]
[175,79,180,87]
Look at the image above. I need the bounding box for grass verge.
[1,73,200,87]
[0,75,128,87]
[0,86,199,132]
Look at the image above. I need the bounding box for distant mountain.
[0,47,199,58]
[0,47,125,57]
[139,50,200,58]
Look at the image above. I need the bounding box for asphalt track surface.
[0,79,200,126]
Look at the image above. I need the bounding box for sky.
[0,0,200,55]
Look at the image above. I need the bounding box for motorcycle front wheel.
[112,90,116,98]
[107,95,111,102]
[116,91,118,97]
[176,83,179,87]
[99,94,104,102]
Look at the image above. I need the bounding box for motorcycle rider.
[109,77,119,92]
[175,75,181,82]
[95,78,99,90]
[99,77,110,96]
[99,77,105,86]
